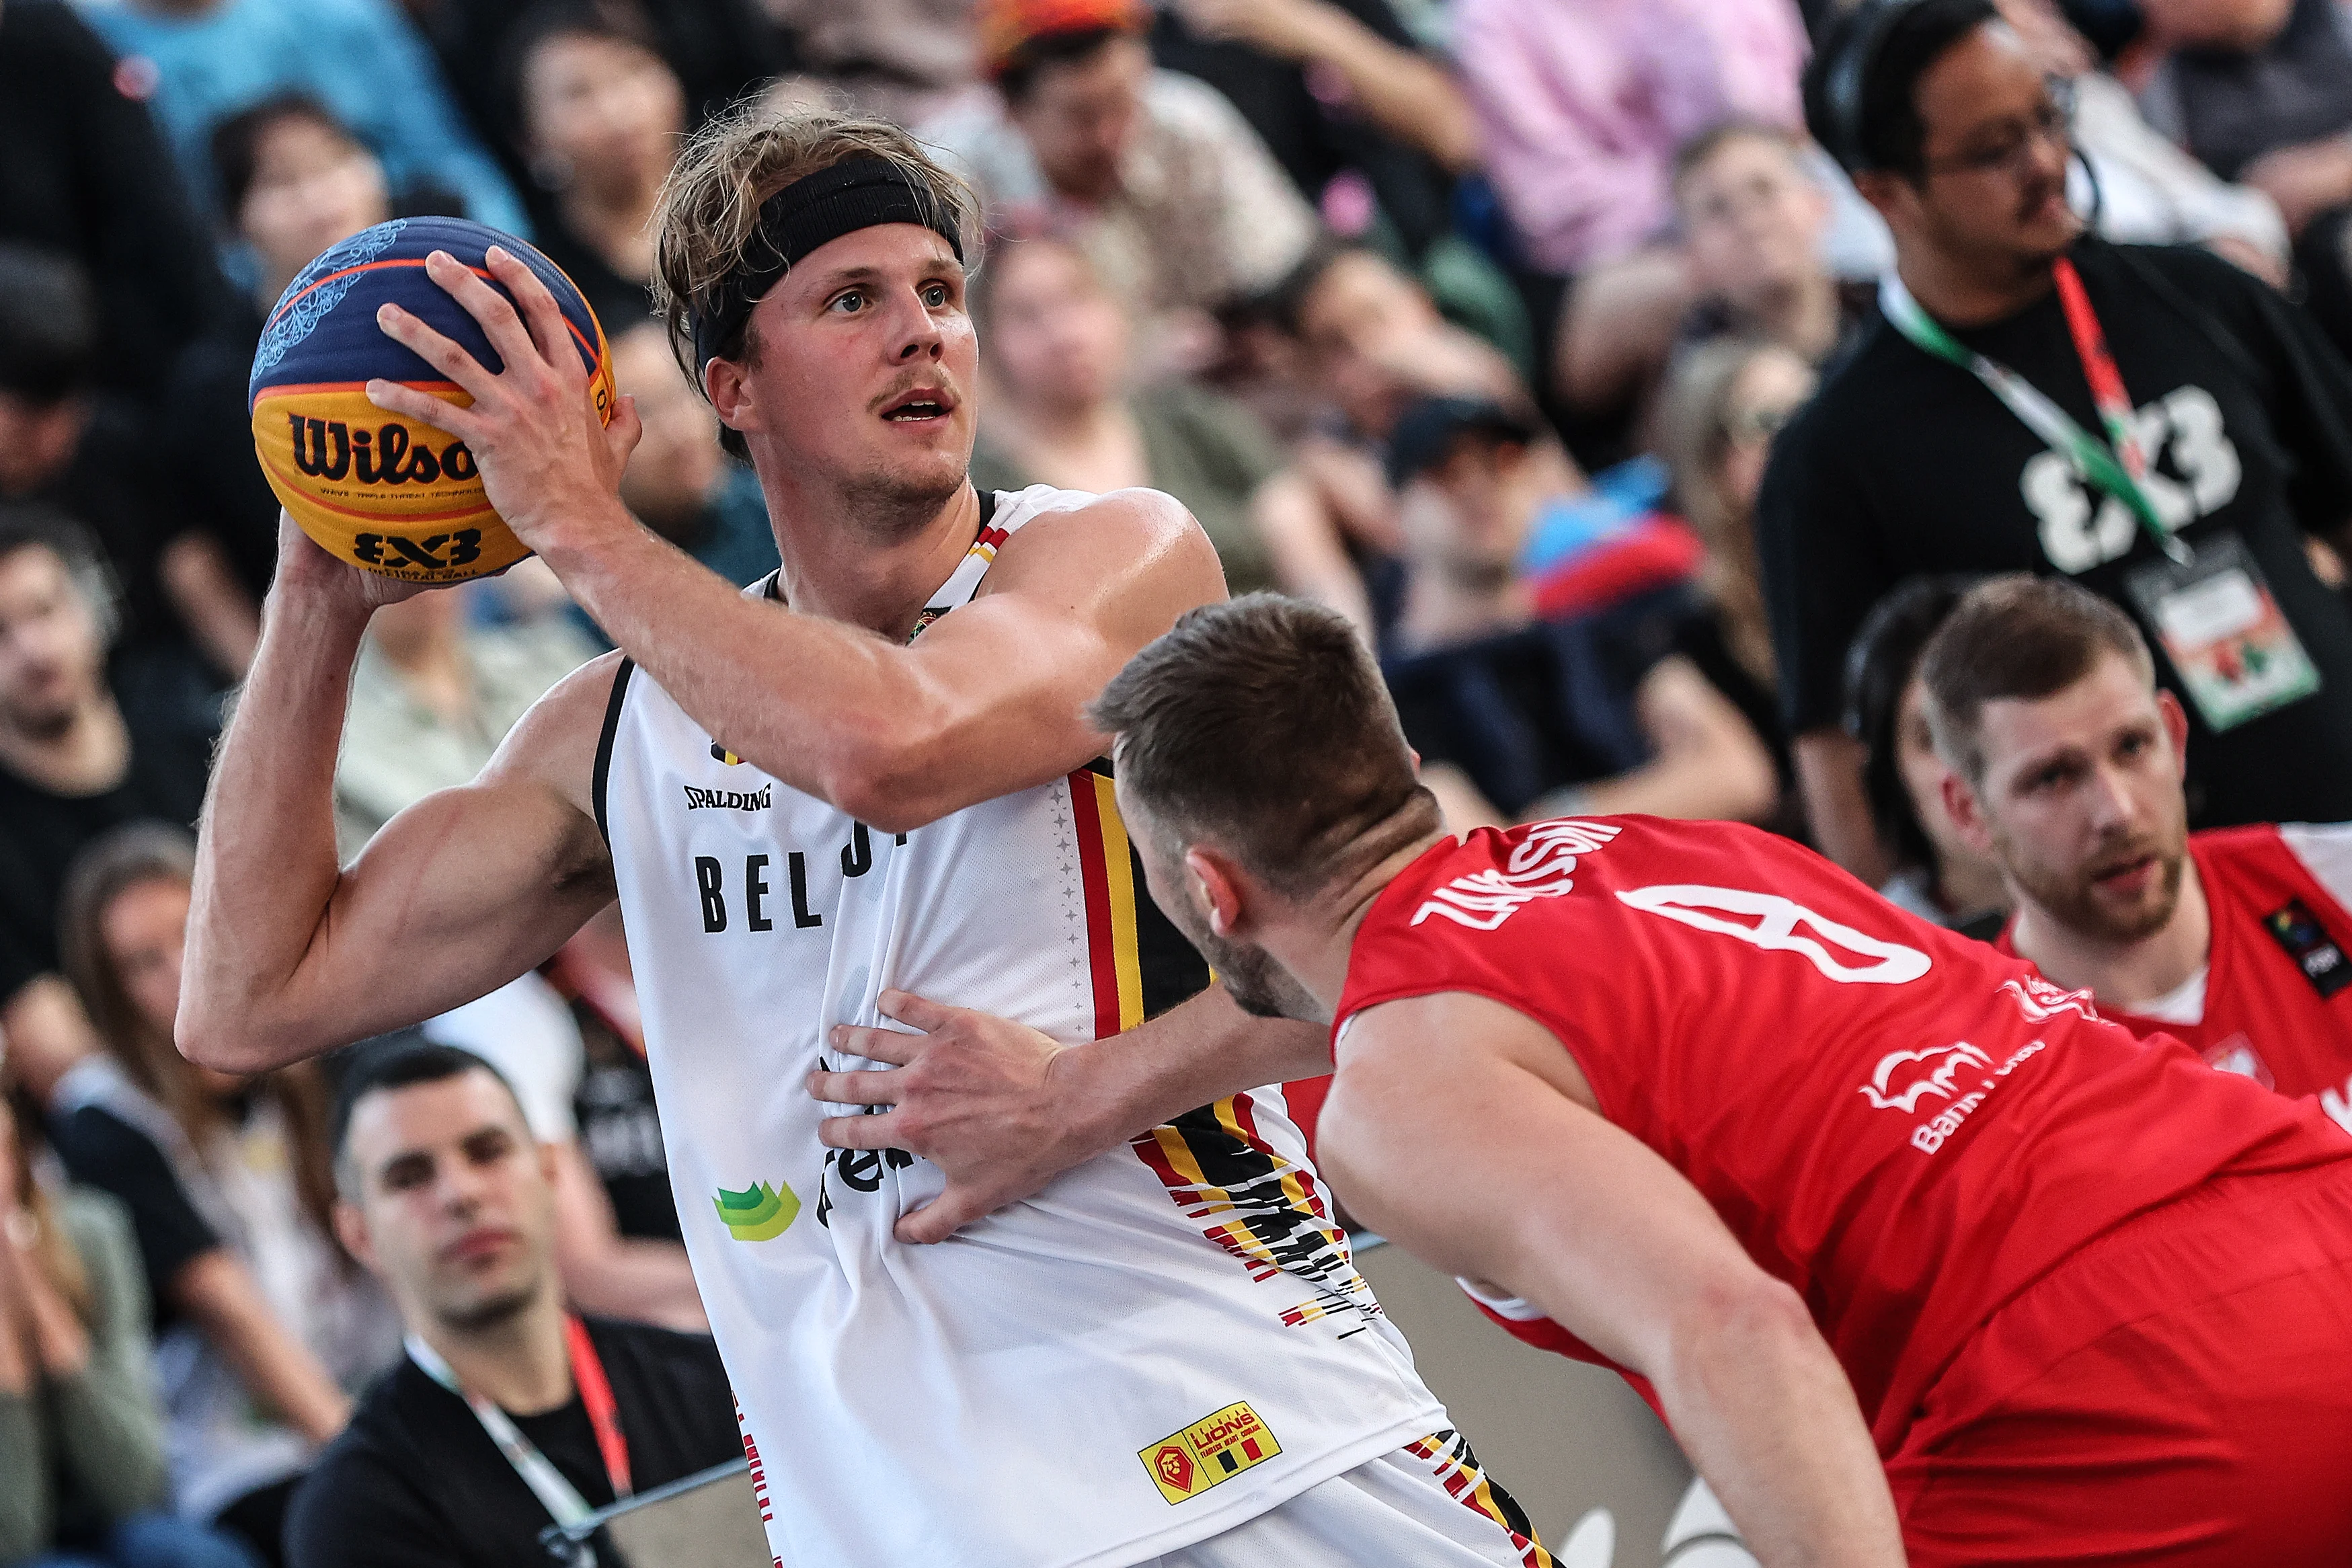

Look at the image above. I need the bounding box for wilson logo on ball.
[249,215,613,584]
[287,416,479,487]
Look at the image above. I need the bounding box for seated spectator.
[970,234,1370,627]
[46,828,398,1567]
[1281,239,1539,438]
[928,0,1321,373]
[499,1,688,335]
[1263,241,1540,597]
[0,249,262,701]
[1451,0,1809,421]
[1929,574,2352,1118]
[1654,338,1824,832]
[217,95,395,314]
[602,323,779,598]
[1451,0,1809,283]
[0,508,217,1142]
[77,0,525,237]
[159,95,400,672]
[284,1042,743,1568]
[2130,0,2352,352]
[2133,0,2352,237]
[1,1088,263,1568]
[1380,398,1780,830]
[405,0,791,189]
[335,588,704,1333]
[1992,0,2289,279]
[1842,576,2010,934]
[0,0,237,403]
[1668,124,1877,368]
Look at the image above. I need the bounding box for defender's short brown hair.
[650,104,980,458]
[1089,594,1438,898]
[1919,574,2155,785]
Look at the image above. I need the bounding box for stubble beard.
[2013,832,2186,945]
[833,461,970,547]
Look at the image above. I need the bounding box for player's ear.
[1182,845,1249,938]
[705,354,760,441]
[2155,689,2191,776]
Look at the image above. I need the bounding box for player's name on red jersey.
[1998,823,2352,1124]
[1336,816,2352,1454]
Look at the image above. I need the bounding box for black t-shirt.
[284,1317,741,1568]
[48,1100,220,1333]
[1758,238,2352,829]
[1384,586,1690,818]
[574,1027,680,1245]
[0,697,214,1003]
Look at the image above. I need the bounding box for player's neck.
[420,1287,574,1417]
[1298,825,1454,1013]
[765,478,982,641]
[2012,856,2213,1013]
[1893,239,2058,329]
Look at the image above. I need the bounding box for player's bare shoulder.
[981,486,1227,627]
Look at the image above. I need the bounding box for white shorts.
[1143,1430,1556,1568]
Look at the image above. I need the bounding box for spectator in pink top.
[1452,0,1811,278]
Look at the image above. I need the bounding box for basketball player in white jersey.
[182,110,1558,1567]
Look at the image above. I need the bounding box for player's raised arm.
[360,216,1226,836]
[180,517,617,1073]
[1321,991,1906,1568]
[532,483,1226,834]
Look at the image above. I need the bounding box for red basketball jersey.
[2000,824,2352,1117]
[1335,816,2352,1453]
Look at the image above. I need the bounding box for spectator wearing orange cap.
[923,0,1321,374]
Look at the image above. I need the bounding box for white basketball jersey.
[597,485,1446,1568]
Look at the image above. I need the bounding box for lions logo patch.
[1140,1402,1280,1503]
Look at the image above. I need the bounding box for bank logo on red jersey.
[1859,1041,1994,1112]
[1411,820,1620,931]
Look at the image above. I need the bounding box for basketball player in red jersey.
[1090,592,2352,1567]
[1931,574,2352,1124]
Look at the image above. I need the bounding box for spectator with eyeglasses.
[1758,0,2352,886]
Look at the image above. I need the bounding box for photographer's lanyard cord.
[1881,259,2193,566]
[407,1315,634,1530]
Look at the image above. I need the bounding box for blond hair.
[651,103,980,424]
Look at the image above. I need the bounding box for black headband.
[691,156,965,371]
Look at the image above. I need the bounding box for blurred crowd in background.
[6,0,2352,1561]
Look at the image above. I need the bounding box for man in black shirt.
[0,506,214,1105]
[287,1041,742,1568]
[1759,0,2352,881]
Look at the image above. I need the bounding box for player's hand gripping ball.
[248,217,615,582]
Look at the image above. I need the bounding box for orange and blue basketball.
[248,216,615,582]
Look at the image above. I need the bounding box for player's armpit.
[1321,991,1904,1568]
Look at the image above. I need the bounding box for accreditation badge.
[2124,533,2320,732]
